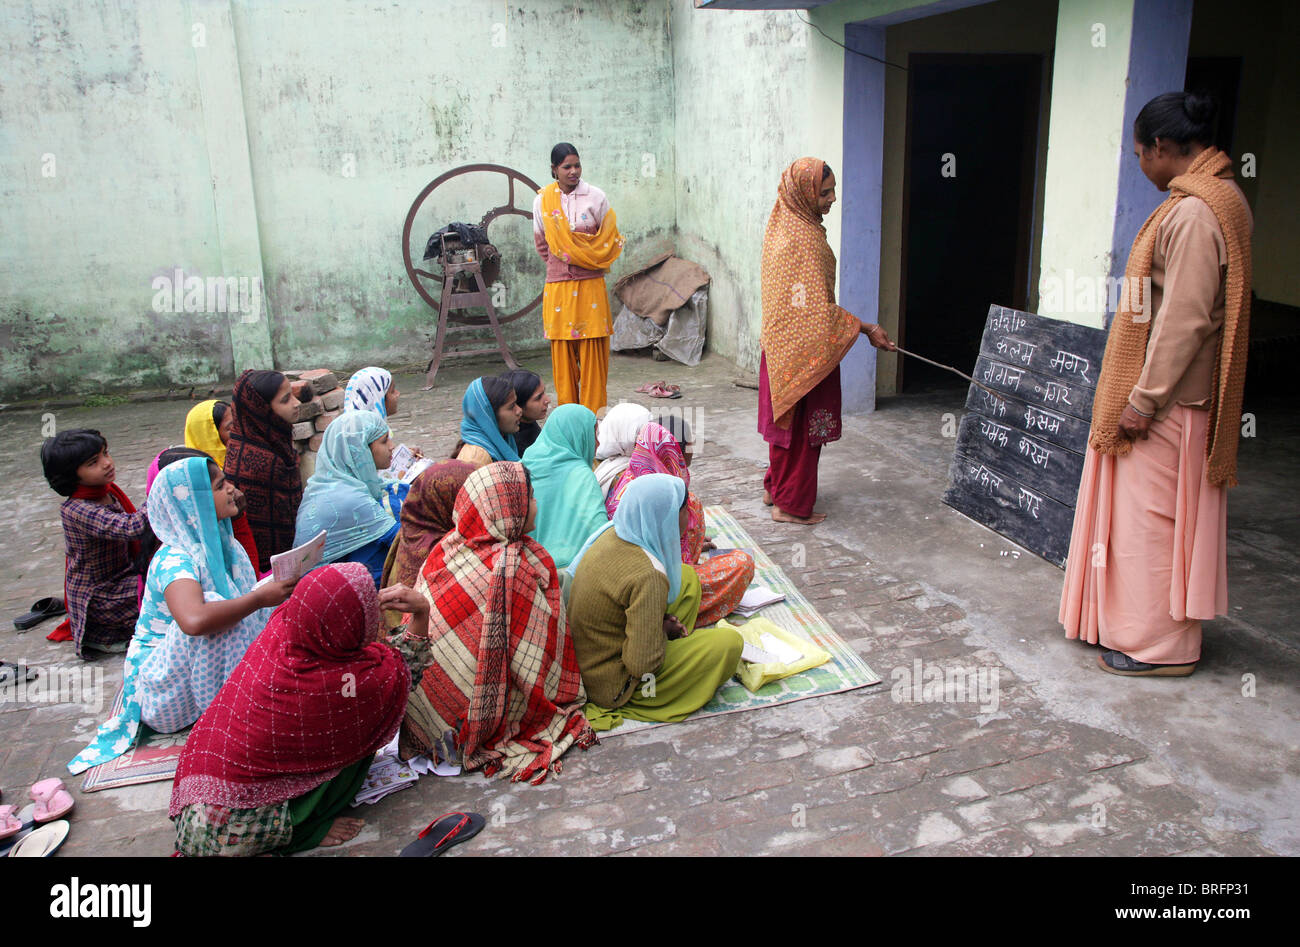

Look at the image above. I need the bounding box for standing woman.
[758,158,895,525]
[1060,92,1252,677]
[223,370,303,573]
[533,142,625,415]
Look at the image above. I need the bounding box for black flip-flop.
[13,598,66,631]
[400,811,485,857]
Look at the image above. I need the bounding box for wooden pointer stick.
[890,344,1003,399]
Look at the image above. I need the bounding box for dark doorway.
[1185,56,1241,155]
[899,54,1043,391]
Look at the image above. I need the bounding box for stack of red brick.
[282,369,345,481]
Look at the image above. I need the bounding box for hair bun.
[1183,92,1216,125]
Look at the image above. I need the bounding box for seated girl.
[184,399,233,467]
[500,369,550,455]
[594,402,651,498]
[146,447,259,577]
[69,455,290,772]
[170,565,433,856]
[452,376,523,467]
[343,366,400,419]
[383,460,476,589]
[223,370,303,573]
[41,429,149,658]
[401,462,595,783]
[567,474,743,732]
[295,410,400,587]
[521,403,608,570]
[607,423,755,626]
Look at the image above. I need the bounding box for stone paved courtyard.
[1,351,1294,857]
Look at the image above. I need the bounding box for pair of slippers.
[0,778,75,849]
[635,381,682,399]
[13,597,65,631]
[1,821,69,857]
[399,811,484,857]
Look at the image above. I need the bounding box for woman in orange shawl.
[758,158,895,524]
[1059,93,1252,677]
[533,142,625,414]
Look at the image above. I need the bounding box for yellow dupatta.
[184,399,227,467]
[539,182,625,270]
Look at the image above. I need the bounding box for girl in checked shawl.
[400,462,596,784]
[170,564,433,856]
[758,157,895,524]
[606,423,754,627]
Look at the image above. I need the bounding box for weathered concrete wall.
[670,0,818,373]
[0,0,676,400]
[0,2,234,399]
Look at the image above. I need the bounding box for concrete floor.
[0,350,1294,856]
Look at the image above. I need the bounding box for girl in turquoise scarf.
[295,411,401,585]
[521,404,608,569]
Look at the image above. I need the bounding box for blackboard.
[942,304,1108,567]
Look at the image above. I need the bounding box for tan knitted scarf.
[1089,147,1252,486]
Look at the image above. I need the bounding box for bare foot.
[772,508,826,525]
[319,817,365,848]
[762,490,774,506]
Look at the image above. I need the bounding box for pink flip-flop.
[0,805,22,840]
[30,778,74,823]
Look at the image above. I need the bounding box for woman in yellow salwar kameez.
[533,142,625,415]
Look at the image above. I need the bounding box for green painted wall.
[0,0,676,400]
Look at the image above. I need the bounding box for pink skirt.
[1058,405,1227,664]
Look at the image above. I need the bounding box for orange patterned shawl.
[759,157,860,430]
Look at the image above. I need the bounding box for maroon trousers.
[757,353,842,518]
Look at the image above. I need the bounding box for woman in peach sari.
[533,142,625,414]
[1059,92,1252,677]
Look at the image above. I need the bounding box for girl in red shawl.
[401,461,596,783]
[223,370,302,572]
[169,564,433,856]
[758,158,895,524]
[606,423,755,626]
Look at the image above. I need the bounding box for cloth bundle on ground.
[521,404,607,570]
[402,462,596,784]
[223,370,302,573]
[169,564,415,856]
[612,253,711,328]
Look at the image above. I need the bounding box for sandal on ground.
[634,381,682,399]
[400,811,485,857]
[7,820,69,857]
[1097,650,1197,677]
[30,778,74,822]
[13,598,65,631]
[0,806,22,841]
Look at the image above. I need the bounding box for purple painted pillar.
[1109,0,1195,295]
[839,22,887,414]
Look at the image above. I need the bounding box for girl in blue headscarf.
[453,376,523,466]
[295,411,402,586]
[566,474,743,731]
[521,403,608,570]
[70,457,297,764]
